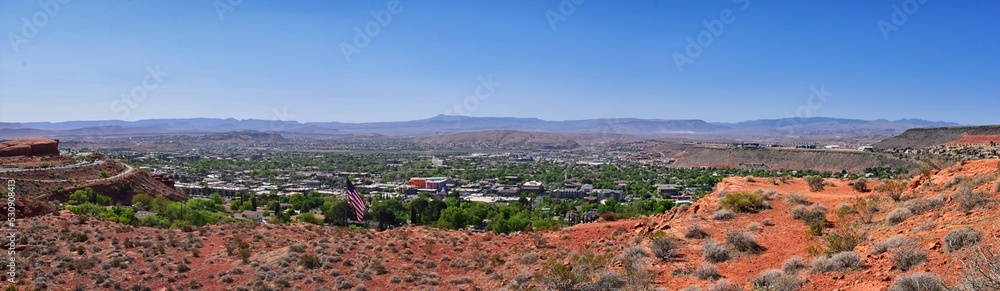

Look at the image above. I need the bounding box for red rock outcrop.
[0,138,60,157]
[151,173,175,188]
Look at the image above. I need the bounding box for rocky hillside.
[875,125,1000,149]
[649,144,917,172]
[6,159,1000,290]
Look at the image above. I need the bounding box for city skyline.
[2,1,998,124]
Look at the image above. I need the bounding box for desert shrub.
[746,222,763,233]
[176,262,190,273]
[785,193,812,206]
[954,186,992,212]
[719,192,765,213]
[581,270,625,291]
[519,252,539,265]
[726,230,763,254]
[887,208,913,225]
[781,256,807,274]
[707,280,741,291]
[300,254,321,269]
[760,189,780,200]
[762,218,775,226]
[790,205,827,222]
[944,227,982,252]
[875,180,908,202]
[851,178,869,192]
[712,210,736,221]
[702,240,730,263]
[694,262,722,281]
[871,235,912,255]
[805,176,825,192]
[892,248,926,271]
[449,276,472,285]
[601,212,616,221]
[853,195,881,224]
[994,180,1000,193]
[752,269,802,291]
[889,272,944,291]
[289,243,307,253]
[686,224,710,239]
[810,251,862,273]
[903,195,945,215]
[823,228,864,254]
[651,237,679,261]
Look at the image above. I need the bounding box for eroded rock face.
[0,138,60,157]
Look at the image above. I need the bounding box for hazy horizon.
[2,1,998,124]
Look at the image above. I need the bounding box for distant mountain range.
[0,115,961,139]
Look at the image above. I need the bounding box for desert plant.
[805,176,825,192]
[810,251,862,273]
[651,237,679,261]
[853,195,881,224]
[944,227,982,252]
[726,230,764,254]
[707,279,741,291]
[686,224,710,239]
[712,210,736,221]
[887,208,913,225]
[875,180,907,202]
[719,191,766,213]
[702,240,730,263]
[892,248,926,271]
[903,195,945,215]
[851,178,869,192]
[790,205,827,222]
[519,252,539,265]
[871,235,912,255]
[781,256,807,274]
[889,272,944,291]
[784,192,812,206]
[823,228,864,254]
[954,185,992,212]
[752,269,802,291]
[300,254,321,269]
[601,212,616,221]
[694,262,722,281]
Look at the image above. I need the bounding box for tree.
[209,193,224,206]
[370,203,398,230]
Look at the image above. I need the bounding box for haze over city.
[2,1,998,124]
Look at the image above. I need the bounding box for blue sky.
[1,0,997,124]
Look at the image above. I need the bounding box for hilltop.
[0,138,187,218]
[6,158,1000,290]
[875,125,1000,149]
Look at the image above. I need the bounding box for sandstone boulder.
[0,138,59,157]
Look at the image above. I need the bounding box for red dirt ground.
[5,160,1000,290]
[948,133,1000,145]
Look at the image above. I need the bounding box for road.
[0,160,135,183]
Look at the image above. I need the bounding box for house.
[550,188,586,199]
[521,181,544,194]
[592,189,623,201]
[824,145,841,149]
[858,146,875,151]
[654,184,682,196]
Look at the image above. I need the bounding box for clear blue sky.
[1,1,997,124]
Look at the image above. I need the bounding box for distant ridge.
[0,115,960,139]
[875,125,1000,149]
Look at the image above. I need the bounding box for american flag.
[346,179,366,221]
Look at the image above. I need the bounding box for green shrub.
[823,228,864,254]
[719,191,765,213]
[875,180,907,202]
[300,254,321,269]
